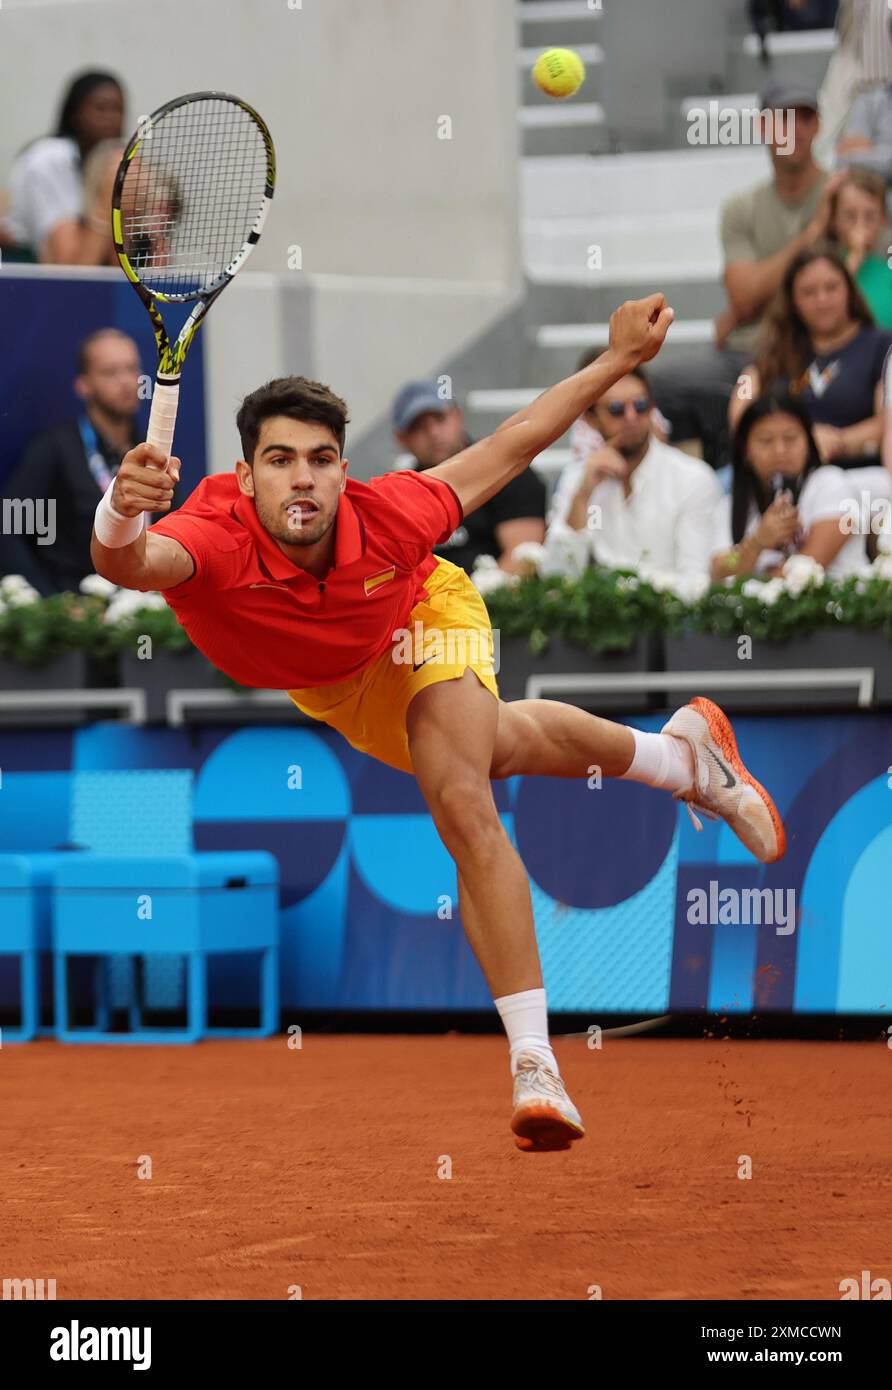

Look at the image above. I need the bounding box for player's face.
[590,375,651,458]
[399,407,466,467]
[745,412,809,485]
[77,336,141,418]
[791,258,850,338]
[246,415,347,549]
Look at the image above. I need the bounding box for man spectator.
[1,329,142,594]
[544,365,723,585]
[391,379,546,574]
[650,78,835,467]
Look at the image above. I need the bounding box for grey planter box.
[664,630,892,710]
[0,651,90,726]
[120,647,228,723]
[496,634,654,712]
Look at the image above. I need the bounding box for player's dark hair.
[730,393,821,544]
[55,71,124,142]
[576,347,650,395]
[237,377,350,461]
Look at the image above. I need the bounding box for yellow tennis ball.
[533,48,585,99]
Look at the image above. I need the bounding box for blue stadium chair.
[51,770,279,1043]
[0,853,56,1041]
[0,772,75,1041]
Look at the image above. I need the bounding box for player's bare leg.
[406,670,585,1150]
[490,698,785,864]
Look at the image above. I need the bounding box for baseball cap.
[391,380,455,433]
[759,76,819,113]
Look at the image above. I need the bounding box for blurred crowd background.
[3,0,892,611]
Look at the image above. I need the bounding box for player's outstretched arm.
[90,443,194,591]
[427,293,674,517]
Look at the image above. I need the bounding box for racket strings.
[120,97,269,296]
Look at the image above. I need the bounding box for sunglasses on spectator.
[603,396,651,417]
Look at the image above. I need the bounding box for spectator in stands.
[828,167,892,325]
[713,392,886,578]
[543,366,723,584]
[0,329,142,594]
[729,241,891,464]
[391,379,546,574]
[651,77,835,468]
[1,70,124,264]
[816,0,892,167]
[836,70,892,179]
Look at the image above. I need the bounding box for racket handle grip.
[146,378,180,465]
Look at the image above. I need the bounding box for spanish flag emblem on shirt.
[363,566,396,596]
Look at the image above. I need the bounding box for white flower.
[470,562,517,596]
[509,542,546,573]
[871,553,892,582]
[640,569,676,593]
[781,553,824,596]
[79,573,119,600]
[742,579,764,600]
[638,568,708,602]
[673,572,710,603]
[3,581,40,606]
[759,578,785,606]
[102,589,166,625]
[0,574,34,595]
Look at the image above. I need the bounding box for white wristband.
[93,486,147,548]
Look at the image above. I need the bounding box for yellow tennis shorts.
[287,555,500,774]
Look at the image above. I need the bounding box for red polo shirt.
[147,469,464,688]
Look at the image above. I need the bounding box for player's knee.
[426,776,502,849]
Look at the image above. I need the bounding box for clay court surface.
[2,1035,890,1300]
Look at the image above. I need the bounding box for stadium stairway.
[461,4,838,492]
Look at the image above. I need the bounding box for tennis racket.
[111,91,275,465]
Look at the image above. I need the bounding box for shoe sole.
[511,1103,585,1152]
[690,695,787,864]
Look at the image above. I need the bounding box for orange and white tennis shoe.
[661,696,786,864]
[510,1053,585,1151]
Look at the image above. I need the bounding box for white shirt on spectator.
[2,137,82,253]
[711,465,891,579]
[544,434,723,581]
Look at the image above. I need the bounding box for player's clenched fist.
[111,443,182,517]
[608,294,675,367]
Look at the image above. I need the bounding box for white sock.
[494,987,557,1075]
[620,729,694,793]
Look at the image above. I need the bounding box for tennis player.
[91,294,785,1152]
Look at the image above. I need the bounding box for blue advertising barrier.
[0,713,889,1016]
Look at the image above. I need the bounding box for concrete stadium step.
[524,278,724,325]
[523,207,722,281]
[520,103,608,157]
[536,318,714,349]
[518,0,603,51]
[521,147,767,221]
[728,27,835,93]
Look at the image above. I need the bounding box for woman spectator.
[828,167,892,327]
[729,241,891,465]
[1,70,125,264]
[713,393,885,580]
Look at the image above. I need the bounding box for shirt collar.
[233,484,365,580]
